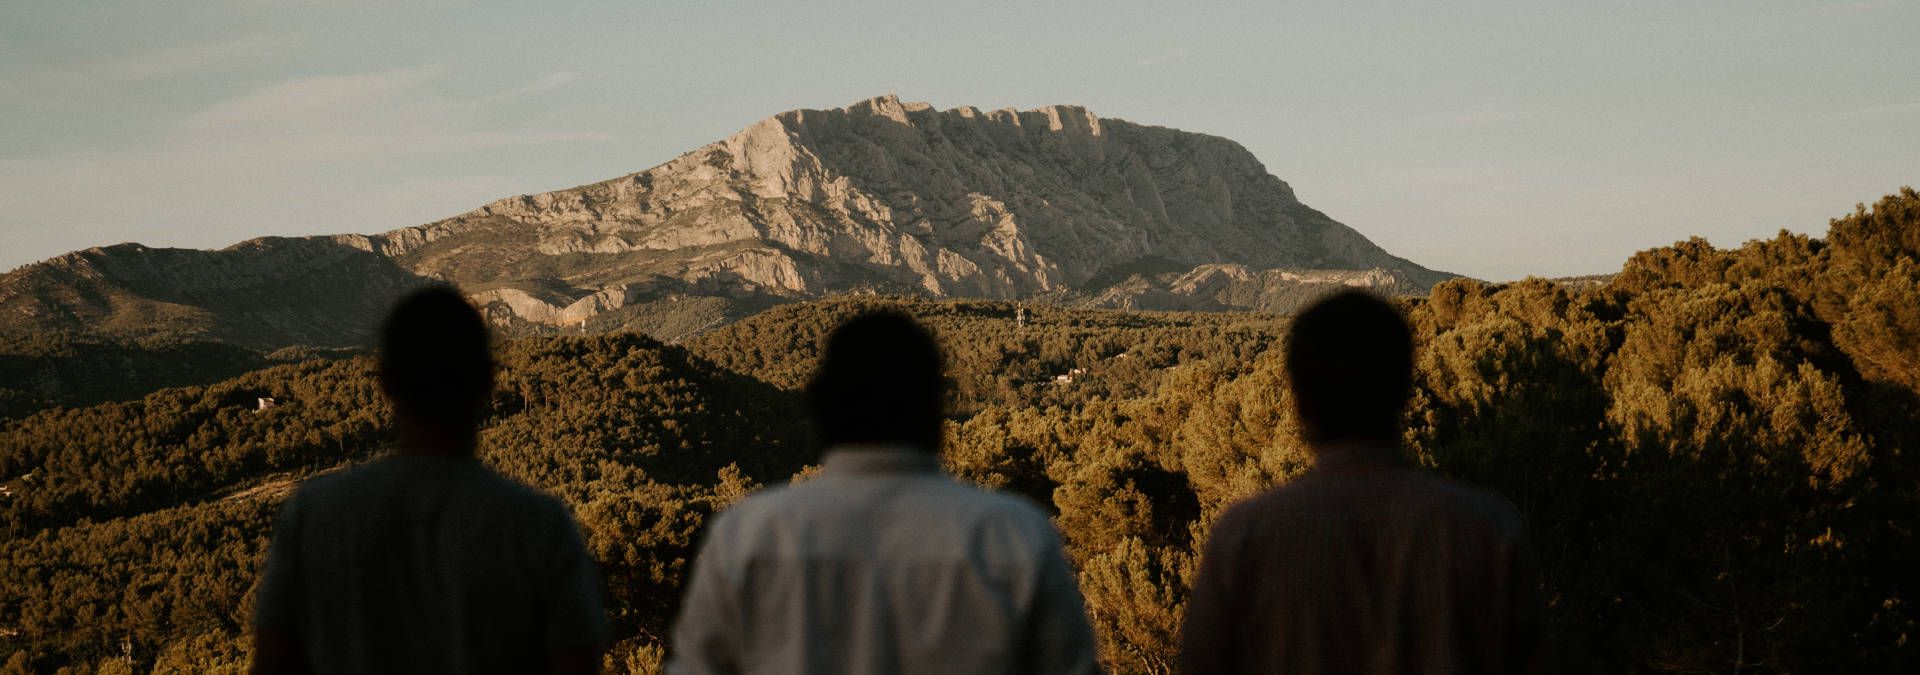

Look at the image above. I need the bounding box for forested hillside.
[0,337,284,419]
[0,335,809,672]
[2,189,1915,673]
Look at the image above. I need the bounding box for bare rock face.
[0,95,1452,347]
[1080,264,1434,314]
[389,94,1448,326]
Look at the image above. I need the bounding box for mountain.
[0,94,1452,349]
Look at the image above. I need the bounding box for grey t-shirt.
[254,453,610,673]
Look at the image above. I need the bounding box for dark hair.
[1284,290,1414,444]
[378,285,494,426]
[805,311,945,451]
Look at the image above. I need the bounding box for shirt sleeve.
[1022,523,1101,675]
[666,513,744,675]
[253,492,306,632]
[542,500,613,653]
[1180,510,1245,675]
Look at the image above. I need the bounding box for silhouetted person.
[251,286,609,675]
[667,312,1099,674]
[1180,291,1542,674]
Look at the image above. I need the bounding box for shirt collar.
[1310,440,1408,471]
[821,445,941,476]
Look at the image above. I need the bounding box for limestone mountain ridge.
[0,94,1453,349]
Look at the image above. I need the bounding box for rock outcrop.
[0,95,1453,348]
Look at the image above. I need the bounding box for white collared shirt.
[668,446,1100,674]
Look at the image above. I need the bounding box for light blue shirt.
[669,446,1100,674]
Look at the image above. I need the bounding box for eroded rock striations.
[0,95,1452,348]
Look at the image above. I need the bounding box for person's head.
[1284,290,1414,446]
[805,311,945,452]
[378,285,494,441]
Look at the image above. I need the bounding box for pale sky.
[2,0,1915,280]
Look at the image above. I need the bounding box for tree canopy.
[3,188,1917,673]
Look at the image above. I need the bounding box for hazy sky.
[2,0,1915,280]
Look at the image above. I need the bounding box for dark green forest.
[2,189,1916,673]
[0,337,288,420]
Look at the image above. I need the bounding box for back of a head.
[379,285,494,428]
[805,311,945,451]
[1285,290,1414,445]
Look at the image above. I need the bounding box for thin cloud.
[1829,101,1920,120]
[1738,0,1894,39]
[102,34,292,81]
[520,70,582,94]
[1136,47,1194,68]
[176,65,613,155]
[1412,103,1536,128]
[472,71,586,106]
[507,71,582,98]
[223,0,471,6]
[0,63,616,268]
[1,33,297,92]
[184,65,447,130]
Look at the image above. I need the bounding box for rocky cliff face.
[0,95,1452,348]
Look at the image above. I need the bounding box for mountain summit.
[1,95,1451,348]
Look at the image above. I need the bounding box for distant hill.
[0,95,1451,351]
[0,335,276,418]
[0,238,426,349]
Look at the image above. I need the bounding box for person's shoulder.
[1404,471,1528,538]
[1219,475,1323,520]
[467,463,555,501]
[461,465,576,523]
[1212,485,1294,537]
[732,474,1050,535]
[350,455,570,523]
[697,482,800,534]
[1215,467,1522,527]
[902,479,1059,549]
[284,457,386,509]
[954,481,1054,527]
[723,480,802,512]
